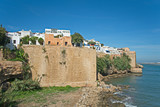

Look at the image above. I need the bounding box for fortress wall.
[23,45,97,87]
[125,51,136,68]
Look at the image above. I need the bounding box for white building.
[45,28,70,36]
[6,30,45,50]
[101,46,121,55]
[6,32,21,50]
[6,28,70,50]
[19,30,33,37]
[83,39,102,51]
[32,33,45,45]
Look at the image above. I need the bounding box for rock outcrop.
[0,61,22,85]
[76,82,124,107]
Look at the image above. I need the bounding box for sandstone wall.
[22,45,97,87]
[125,51,136,68]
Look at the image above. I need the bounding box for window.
[13,40,16,44]
[65,42,68,46]
[48,41,51,44]
[57,42,59,45]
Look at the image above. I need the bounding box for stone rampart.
[125,51,136,68]
[22,45,97,87]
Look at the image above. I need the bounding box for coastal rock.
[131,68,142,73]
[98,72,104,81]
[76,81,122,107]
[137,64,144,68]
[0,61,22,86]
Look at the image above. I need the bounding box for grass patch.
[2,85,79,106]
[7,58,25,62]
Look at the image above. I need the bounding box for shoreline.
[102,72,142,82]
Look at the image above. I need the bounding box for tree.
[38,38,44,45]
[97,55,112,76]
[113,53,131,71]
[71,33,84,47]
[88,41,96,45]
[29,36,38,45]
[101,43,104,47]
[0,25,10,46]
[21,35,30,44]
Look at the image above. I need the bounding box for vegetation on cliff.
[0,47,41,106]
[97,53,131,76]
[97,55,112,75]
[113,53,131,71]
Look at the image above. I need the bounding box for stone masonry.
[23,45,97,87]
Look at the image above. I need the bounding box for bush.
[38,38,44,45]
[0,87,16,107]
[71,33,84,47]
[0,25,10,46]
[3,48,16,59]
[113,53,131,71]
[29,36,38,45]
[97,55,111,75]
[11,79,41,91]
[88,41,96,45]
[0,79,41,106]
[21,35,30,44]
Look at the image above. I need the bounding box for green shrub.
[3,48,16,59]
[21,35,30,44]
[71,33,84,47]
[113,53,131,71]
[29,36,38,45]
[101,43,104,47]
[0,79,41,106]
[38,38,44,45]
[0,25,10,46]
[88,41,96,45]
[0,87,16,107]
[11,79,41,91]
[97,55,111,75]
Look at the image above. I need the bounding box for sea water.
[105,64,160,107]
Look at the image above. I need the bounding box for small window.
[65,42,68,46]
[13,40,16,44]
[48,41,50,44]
[57,42,59,45]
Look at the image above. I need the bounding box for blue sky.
[1,0,160,62]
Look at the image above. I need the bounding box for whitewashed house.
[32,33,45,45]
[45,29,70,36]
[83,39,102,52]
[101,46,121,55]
[6,30,45,50]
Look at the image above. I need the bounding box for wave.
[112,91,137,107]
